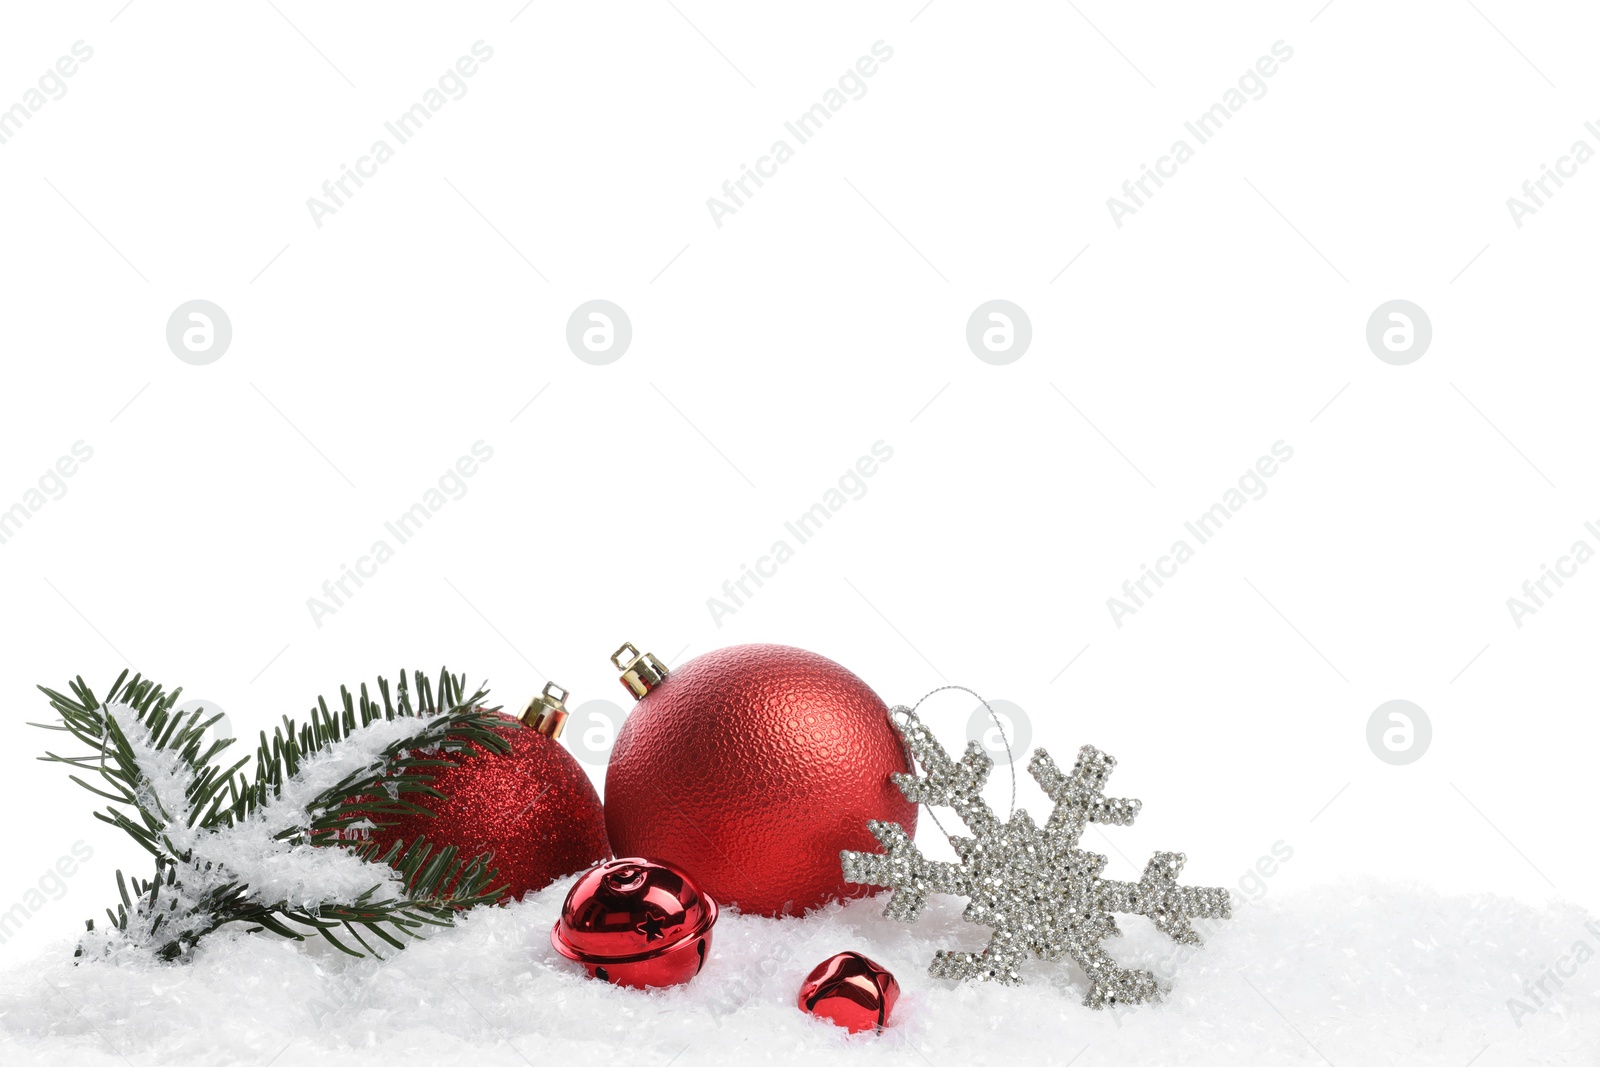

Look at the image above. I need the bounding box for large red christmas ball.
[604,644,917,917]
[369,711,610,901]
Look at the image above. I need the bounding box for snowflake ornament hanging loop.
[890,685,1018,823]
[842,704,1231,1009]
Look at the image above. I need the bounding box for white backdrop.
[1,0,1595,983]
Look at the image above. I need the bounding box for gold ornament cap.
[612,642,669,701]
[522,681,570,738]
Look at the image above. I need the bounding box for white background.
[2,0,1596,973]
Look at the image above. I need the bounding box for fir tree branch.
[36,668,516,961]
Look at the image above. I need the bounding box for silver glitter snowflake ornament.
[841,709,1231,1008]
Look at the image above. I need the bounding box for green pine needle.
[36,668,516,962]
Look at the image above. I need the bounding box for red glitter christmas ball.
[369,695,609,901]
[603,643,917,917]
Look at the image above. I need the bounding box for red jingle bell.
[551,857,717,988]
[798,951,900,1032]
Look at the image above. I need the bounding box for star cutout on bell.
[551,858,718,988]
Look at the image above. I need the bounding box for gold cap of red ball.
[521,681,570,739]
[612,642,669,701]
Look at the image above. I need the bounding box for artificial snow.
[1,879,1594,1065]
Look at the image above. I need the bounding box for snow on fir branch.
[33,668,515,961]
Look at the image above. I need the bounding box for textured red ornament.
[551,857,717,988]
[603,644,917,917]
[368,711,610,901]
[798,951,899,1032]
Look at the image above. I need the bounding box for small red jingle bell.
[551,857,717,988]
[798,952,899,1033]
